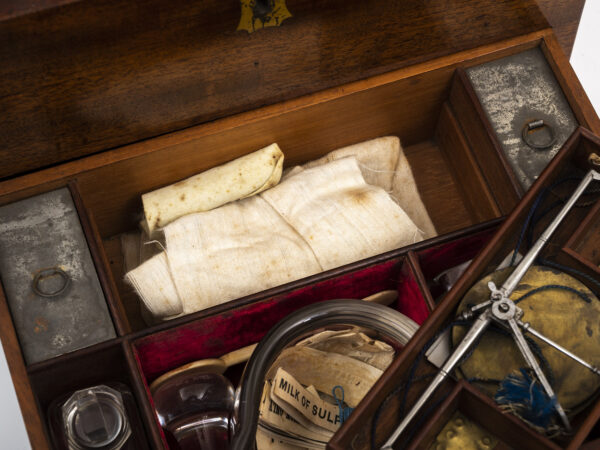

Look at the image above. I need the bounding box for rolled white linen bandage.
[127,143,432,321]
[142,143,284,233]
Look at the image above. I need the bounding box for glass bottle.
[48,384,138,449]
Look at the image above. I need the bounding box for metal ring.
[521,119,557,150]
[32,267,70,298]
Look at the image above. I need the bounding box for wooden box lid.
[1,0,549,179]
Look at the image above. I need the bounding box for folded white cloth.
[164,195,323,315]
[302,136,400,192]
[262,158,422,270]
[125,252,183,319]
[126,137,434,321]
[300,136,436,239]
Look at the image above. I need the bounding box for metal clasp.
[32,267,70,298]
[521,119,557,150]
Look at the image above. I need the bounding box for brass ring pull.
[32,267,70,298]
[521,119,557,150]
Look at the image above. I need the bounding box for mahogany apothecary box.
[0,1,599,449]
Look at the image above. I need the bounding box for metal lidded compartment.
[0,187,115,364]
[467,47,578,191]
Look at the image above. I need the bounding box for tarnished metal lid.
[0,187,115,364]
[467,47,578,191]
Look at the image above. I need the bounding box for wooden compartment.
[75,40,549,334]
[131,224,499,448]
[408,381,558,450]
[336,127,600,449]
[564,199,600,276]
[27,340,151,449]
[133,254,431,448]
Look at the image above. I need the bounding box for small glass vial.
[49,385,133,450]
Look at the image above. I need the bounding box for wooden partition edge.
[562,193,600,275]
[567,394,600,450]
[404,381,462,450]
[406,251,436,313]
[0,30,551,209]
[449,68,523,212]
[0,286,49,449]
[541,33,600,135]
[460,383,560,450]
[26,338,125,377]
[122,340,165,449]
[68,181,131,335]
[435,100,501,222]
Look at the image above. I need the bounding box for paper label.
[271,367,341,432]
[259,380,331,441]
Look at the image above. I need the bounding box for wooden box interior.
[28,341,152,449]
[0,31,597,449]
[338,128,600,449]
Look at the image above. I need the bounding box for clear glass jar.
[152,371,235,449]
[231,299,419,449]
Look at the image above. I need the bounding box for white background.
[571,1,600,115]
[0,3,599,448]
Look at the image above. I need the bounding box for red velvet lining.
[134,257,425,382]
[133,228,496,384]
[417,227,497,280]
[398,258,430,324]
[131,229,496,448]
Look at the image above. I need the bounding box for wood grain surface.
[0,23,598,449]
[536,0,586,57]
[0,0,548,179]
[69,182,132,335]
[449,69,523,213]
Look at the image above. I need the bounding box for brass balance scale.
[383,169,600,449]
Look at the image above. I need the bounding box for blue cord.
[511,174,600,294]
[539,257,600,292]
[514,284,591,304]
[511,176,583,266]
[332,385,353,425]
